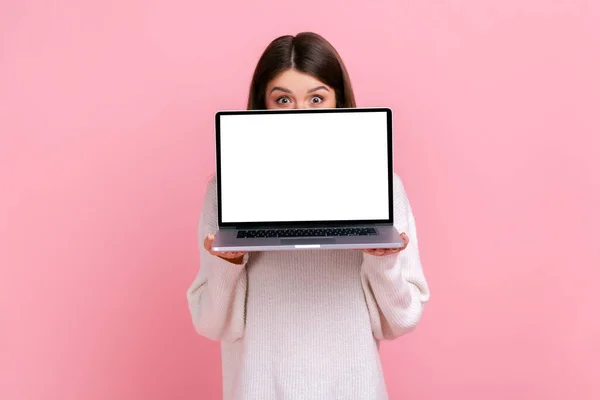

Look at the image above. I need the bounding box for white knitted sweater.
[187,173,430,400]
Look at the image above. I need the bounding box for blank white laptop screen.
[218,110,390,223]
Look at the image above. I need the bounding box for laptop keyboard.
[236,227,377,239]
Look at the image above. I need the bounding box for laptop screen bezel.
[215,107,394,229]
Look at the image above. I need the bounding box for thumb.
[204,233,214,252]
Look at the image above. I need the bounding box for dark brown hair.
[246,32,356,110]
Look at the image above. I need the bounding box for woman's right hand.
[204,233,247,265]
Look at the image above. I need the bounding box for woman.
[187,32,430,400]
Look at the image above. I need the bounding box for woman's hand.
[362,232,409,256]
[204,233,247,265]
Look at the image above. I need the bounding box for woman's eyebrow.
[270,86,292,94]
[308,86,329,93]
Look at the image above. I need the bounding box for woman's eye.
[310,96,323,104]
[276,97,291,104]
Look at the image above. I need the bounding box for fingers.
[362,246,405,256]
[362,248,390,256]
[221,251,245,259]
[203,233,214,253]
[374,249,387,256]
[204,233,246,260]
[361,232,410,256]
[400,232,410,250]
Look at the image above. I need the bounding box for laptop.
[210,107,405,252]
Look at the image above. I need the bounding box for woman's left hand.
[362,232,409,256]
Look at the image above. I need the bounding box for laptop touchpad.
[280,238,336,245]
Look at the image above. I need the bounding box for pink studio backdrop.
[1,1,599,399]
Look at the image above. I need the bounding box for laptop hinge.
[224,222,393,230]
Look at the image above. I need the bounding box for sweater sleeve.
[186,176,249,342]
[360,173,430,340]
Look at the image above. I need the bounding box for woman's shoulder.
[392,171,408,196]
[204,174,217,192]
[201,174,218,208]
[206,173,217,184]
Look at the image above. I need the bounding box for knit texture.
[187,173,430,400]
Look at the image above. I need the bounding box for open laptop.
[210,107,405,252]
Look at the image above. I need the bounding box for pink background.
[1,1,599,399]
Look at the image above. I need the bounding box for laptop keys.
[237,227,377,239]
